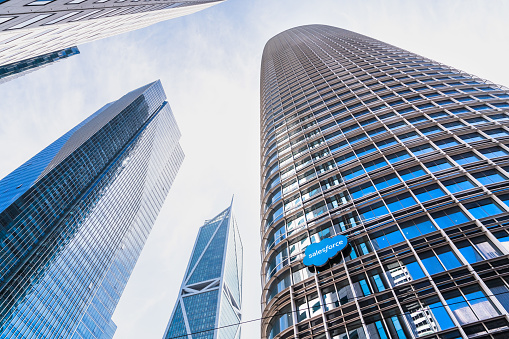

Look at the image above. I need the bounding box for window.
[418,246,461,275]
[341,165,365,181]
[424,159,453,172]
[443,285,499,325]
[8,14,51,29]
[363,158,387,172]
[359,201,389,221]
[387,150,410,164]
[384,257,425,286]
[419,126,442,135]
[397,131,418,141]
[376,137,397,149]
[335,152,356,166]
[409,143,435,156]
[441,121,465,129]
[428,111,449,119]
[370,226,405,249]
[463,199,505,219]
[398,165,426,180]
[431,206,470,228]
[465,117,489,125]
[472,169,508,185]
[434,138,460,149]
[459,132,485,143]
[373,173,400,190]
[455,236,501,263]
[28,0,55,4]
[470,104,492,112]
[350,182,376,199]
[489,113,509,121]
[384,193,417,213]
[485,128,509,138]
[451,152,481,165]
[413,184,445,202]
[399,216,437,239]
[443,176,476,193]
[0,17,14,25]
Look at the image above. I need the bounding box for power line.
[165,286,509,338]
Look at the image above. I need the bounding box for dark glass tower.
[260,25,509,339]
[163,202,242,339]
[0,46,79,84]
[0,80,184,339]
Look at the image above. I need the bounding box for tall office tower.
[260,25,509,339]
[0,80,184,339]
[163,202,243,339]
[0,0,222,67]
[0,46,79,84]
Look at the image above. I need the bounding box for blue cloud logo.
[303,235,348,267]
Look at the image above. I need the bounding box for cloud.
[303,235,348,267]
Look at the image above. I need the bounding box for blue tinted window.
[409,143,435,155]
[341,166,365,181]
[456,241,484,263]
[373,174,401,190]
[460,133,485,143]
[363,158,387,172]
[419,251,445,275]
[384,193,417,213]
[443,176,476,193]
[465,117,489,125]
[428,111,449,119]
[413,184,445,202]
[355,144,376,157]
[335,152,356,166]
[350,182,376,199]
[397,131,418,141]
[451,152,481,165]
[367,126,387,137]
[348,133,367,144]
[387,121,407,130]
[376,137,397,149]
[480,146,509,159]
[431,207,470,228]
[424,159,452,172]
[434,138,460,149]
[435,246,461,270]
[472,170,507,185]
[398,165,425,180]
[419,126,442,135]
[370,226,404,249]
[441,121,465,129]
[489,113,509,121]
[358,201,389,222]
[463,199,505,219]
[485,128,509,138]
[399,216,436,239]
[386,150,410,164]
[470,104,492,111]
[455,97,474,103]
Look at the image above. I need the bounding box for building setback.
[0,80,184,338]
[0,46,79,84]
[163,202,242,339]
[0,0,223,67]
[260,25,509,339]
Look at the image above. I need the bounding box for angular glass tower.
[0,46,79,84]
[163,202,242,339]
[260,25,509,339]
[0,80,184,339]
[0,0,223,68]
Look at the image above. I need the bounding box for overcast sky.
[1,1,509,339]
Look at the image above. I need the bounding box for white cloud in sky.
[1,1,509,339]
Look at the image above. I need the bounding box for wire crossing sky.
[1,1,509,339]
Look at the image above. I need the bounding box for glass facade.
[0,80,184,339]
[0,46,79,84]
[163,203,243,339]
[260,25,509,339]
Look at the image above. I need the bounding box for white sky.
[1,1,509,339]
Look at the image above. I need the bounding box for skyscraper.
[0,0,223,67]
[260,25,509,339]
[163,202,242,339]
[0,46,79,84]
[0,80,184,339]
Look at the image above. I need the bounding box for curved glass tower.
[163,202,242,339]
[0,80,184,338]
[260,25,509,339]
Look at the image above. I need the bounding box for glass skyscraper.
[0,46,79,84]
[260,25,509,339]
[0,80,184,338]
[163,202,242,339]
[0,0,223,69]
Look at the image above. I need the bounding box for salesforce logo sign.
[303,235,348,267]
